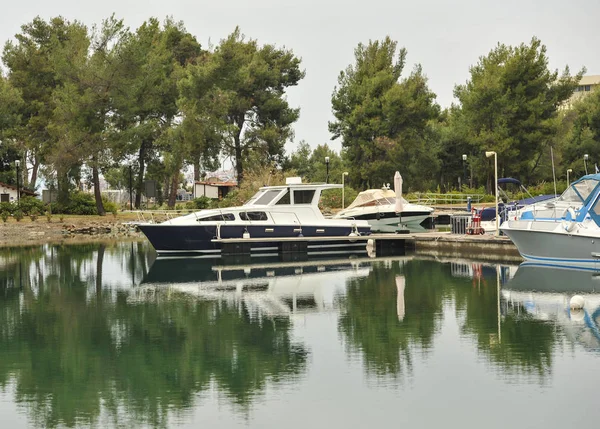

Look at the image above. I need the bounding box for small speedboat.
[333,186,433,232]
[137,177,372,255]
[501,174,600,267]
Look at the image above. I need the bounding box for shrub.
[18,196,46,216]
[68,192,97,215]
[1,211,9,222]
[49,192,98,215]
[192,196,211,210]
[14,210,23,222]
[46,210,52,223]
[30,208,39,222]
[0,202,14,215]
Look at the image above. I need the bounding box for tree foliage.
[180,27,304,184]
[330,37,440,190]
[453,37,583,183]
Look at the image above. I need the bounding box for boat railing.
[407,193,485,206]
[130,209,188,224]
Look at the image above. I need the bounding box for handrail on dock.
[408,193,485,206]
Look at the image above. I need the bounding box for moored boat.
[500,174,600,267]
[333,187,433,232]
[137,177,371,255]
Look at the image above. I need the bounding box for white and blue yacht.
[501,174,600,268]
[138,177,372,255]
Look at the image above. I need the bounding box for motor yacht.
[333,187,434,232]
[137,177,372,255]
[500,174,600,267]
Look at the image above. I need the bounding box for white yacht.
[137,177,372,255]
[501,174,600,267]
[334,187,433,232]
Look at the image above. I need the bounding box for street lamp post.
[584,154,589,175]
[325,157,330,184]
[462,154,467,189]
[567,168,573,186]
[485,151,499,236]
[342,171,349,208]
[15,160,20,204]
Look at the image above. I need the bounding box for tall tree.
[454,37,583,183]
[562,88,600,175]
[0,75,23,184]
[179,27,304,184]
[112,18,201,208]
[330,37,440,190]
[49,16,130,214]
[2,17,87,189]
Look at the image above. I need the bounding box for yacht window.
[240,211,268,221]
[254,190,282,205]
[197,213,235,222]
[275,189,290,205]
[293,190,315,204]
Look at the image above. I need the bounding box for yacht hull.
[138,223,372,255]
[501,221,600,268]
[337,210,432,232]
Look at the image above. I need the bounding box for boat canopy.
[497,178,522,186]
[345,189,407,210]
[559,174,600,205]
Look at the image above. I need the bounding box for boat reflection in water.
[503,263,600,351]
[138,255,410,318]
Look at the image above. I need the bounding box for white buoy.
[570,295,585,310]
[242,230,250,239]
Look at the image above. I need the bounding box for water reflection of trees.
[451,265,555,380]
[338,259,556,383]
[0,243,308,428]
[337,259,445,381]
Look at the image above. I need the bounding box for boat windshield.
[558,179,600,203]
[245,189,284,206]
[244,191,263,206]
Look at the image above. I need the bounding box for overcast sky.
[1,0,598,155]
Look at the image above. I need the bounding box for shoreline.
[0,216,522,263]
[0,214,143,248]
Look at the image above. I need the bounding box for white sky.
[1,0,598,155]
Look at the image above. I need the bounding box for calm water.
[1,242,600,428]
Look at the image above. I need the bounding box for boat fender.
[243,229,250,239]
[561,207,577,233]
[570,295,585,310]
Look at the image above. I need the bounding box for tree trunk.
[30,156,40,190]
[57,167,70,206]
[135,142,148,209]
[194,156,200,182]
[92,163,105,216]
[234,119,244,184]
[167,174,178,208]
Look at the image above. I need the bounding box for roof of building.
[580,75,600,85]
[194,181,238,187]
[0,182,37,196]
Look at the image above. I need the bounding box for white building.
[0,181,36,203]
[193,179,237,200]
